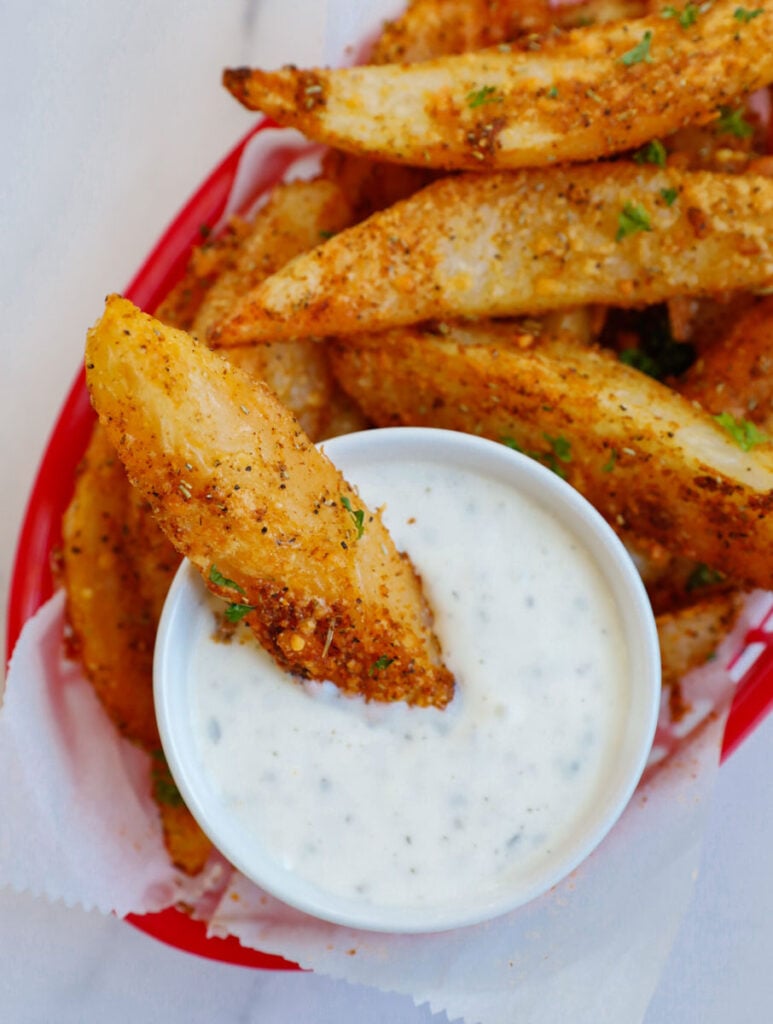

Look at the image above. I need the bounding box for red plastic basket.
[7,119,773,968]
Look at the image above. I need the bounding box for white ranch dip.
[189,457,630,913]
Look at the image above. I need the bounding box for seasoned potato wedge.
[212,164,773,346]
[62,423,164,749]
[193,178,354,340]
[85,295,454,708]
[369,0,553,64]
[192,178,357,440]
[223,0,773,171]
[656,591,743,690]
[329,323,773,589]
[62,423,212,873]
[677,296,773,434]
[151,751,213,875]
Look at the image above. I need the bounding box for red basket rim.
[6,118,773,969]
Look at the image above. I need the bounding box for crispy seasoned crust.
[222,0,773,171]
[85,295,454,708]
[677,296,773,433]
[212,164,773,346]
[369,0,554,64]
[329,322,773,590]
[61,422,165,749]
[656,591,743,690]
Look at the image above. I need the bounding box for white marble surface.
[2,2,773,1020]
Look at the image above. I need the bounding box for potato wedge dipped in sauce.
[85,295,454,709]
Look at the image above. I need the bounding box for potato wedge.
[677,296,773,434]
[151,750,213,875]
[61,422,162,749]
[85,295,454,708]
[192,178,354,340]
[656,591,743,690]
[155,219,249,331]
[212,164,773,346]
[329,323,773,590]
[369,0,553,65]
[62,423,212,873]
[192,178,356,440]
[223,0,773,171]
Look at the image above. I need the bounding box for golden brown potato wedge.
[369,0,553,64]
[677,296,773,434]
[155,219,250,331]
[192,178,354,340]
[191,178,357,440]
[223,0,773,171]
[151,751,213,875]
[212,164,773,346]
[85,295,454,708]
[61,423,162,750]
[62,423,212,873]
[329,322,773,590]
[656,590,743,690]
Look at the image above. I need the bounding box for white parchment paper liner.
[2,588,767,1024]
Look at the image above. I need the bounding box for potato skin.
[212,165,773,347]
[329,323,773,590]
[223,0,773,171]
[85,295,454,708]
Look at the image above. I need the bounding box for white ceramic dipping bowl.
[154,426,660,933]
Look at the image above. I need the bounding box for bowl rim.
[154,425,662,934]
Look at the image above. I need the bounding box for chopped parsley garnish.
[318,229,336,240]
[661,3,699,26]
[502,433,572,478]
[633,139,668,166]
[466,84,504,108]
[616,202,653,241]
[545,433,572,464]
[340,495,365,539]
[733,6,764,20]
[602,449,618,473]
[686,563,726,591]
[714,411,768,450]
[715,105,754,138]
[370,655,395,675]
[660,186,679,206]
[619,30,654,66]
[209,564,246,595]
[547,85,559,98]
[224,602,256,623]
[151,751,184,808]
[619,348,662,377]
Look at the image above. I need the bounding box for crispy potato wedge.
[62,423,212,873]
[223,0,773,171]
[193,178,354,340]
[329,322,773,590]
[85,295,454,708]
[370,0,553,64]
[677,296,773,434]
[622,529,733,615]
[155,219,250,331]
[212,164,773,346]
[151,751,213,875]
[192,178,356,440]
[62,423,162,749]
[656,590,743,690]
